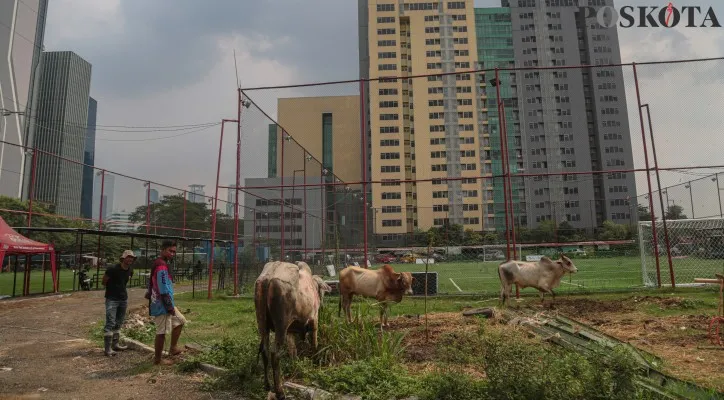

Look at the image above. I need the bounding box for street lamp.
[684,183,694,219]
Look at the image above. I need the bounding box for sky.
[41,0,724,219]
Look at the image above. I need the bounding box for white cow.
[254,261,331,400]
[498,254,578,307]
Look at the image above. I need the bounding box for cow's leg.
[311,318,319,351]
[260,334,271,392]
[286,333,297,360]
[342,293,353,323]
[272,329,286,400]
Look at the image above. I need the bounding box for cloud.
[41,0,724,220]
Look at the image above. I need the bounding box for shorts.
[154,307,186,335]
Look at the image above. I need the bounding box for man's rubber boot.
[104,336,117,357]
[112,333,128,351]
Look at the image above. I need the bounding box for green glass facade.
[322,113,333,173]
[475,8,524,232]
[268,124,277,178]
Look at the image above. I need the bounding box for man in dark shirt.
[102,250,136,357]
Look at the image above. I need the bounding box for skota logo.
[589,3,721,28]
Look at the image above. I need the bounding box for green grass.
[0,268,78,297]
[162,288,720,399]
[364,256,724,295]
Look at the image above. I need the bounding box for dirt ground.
[386,297,724,393]
[0,288,235,400]
[553,296,724,392]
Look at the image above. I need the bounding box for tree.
[598,220,629,240]
[638,205,653,221]
[463,229,483,246]
[665,204,687,220]
[129,194,211,237]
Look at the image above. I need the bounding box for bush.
[418,367,488,400]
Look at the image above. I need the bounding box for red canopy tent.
[0,216,57,294]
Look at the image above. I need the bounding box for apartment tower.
[505,0,636,230]
[361,0,488,243]
[0,0,48,198]
[32,51,92,217]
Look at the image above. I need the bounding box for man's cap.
[120,250,137,260]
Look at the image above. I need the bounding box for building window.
[380,126,400,133]
[382,219,402,227]
[267,125,277,178]
[380,114,399,121]
[381,206,402,213]
[381,166,401,173]
[378,52,397,59]
[378,40,397,47]
[322,113,333,172]
[378,63,397,71]
[380,152,400,160]
[432,191,449,198]
[377,4,395,12]
[380,139,400,146]
[378,28,396,35]
[381,192,402,200]
[379,100,399,108]
[448,1,465,9]
[377,16,395,23]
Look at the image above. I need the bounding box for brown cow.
[255,261,331,400]
[338,264,414,327]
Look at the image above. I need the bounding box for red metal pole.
[234,91,242,296]
[643,104,675,288]
[145,181,151,234]
[27,149,38,227]
[182,190,187,237]
[494,69,512,261]
[499,79,517,259]
[360,80,369,267]
[321,165,326,266]
[208,121,226,299]
[96,170,105,290]
[280,131,285,260]
[633,63,662,288]
[304,155,308,259]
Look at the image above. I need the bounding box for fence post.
[208,120,227,299]
[27,148,37,227]
[359,79,369,267]
[643,104,675,288]
[182,190,187,237]
[494,68,512,261]
[96,170,106,290]
[234,90,244,297]
[632,63,662,288]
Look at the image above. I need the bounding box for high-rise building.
[80,97,97,219]
[107,210,138,233]
[360,0,486,241]
[474,8,525,232]
[500,0,637,231]
[93,173,114,221]
[147,188,159,204]
[267,126,277,178]
[188,184,206,204]
[272,95,361,183]
[226,184,236,216]
[32,51,92,217]
[0,0,48,198]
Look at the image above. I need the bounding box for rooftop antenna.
[233,49,241,89]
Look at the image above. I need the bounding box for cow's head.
[557,254,578,274]
[398,272,414,295]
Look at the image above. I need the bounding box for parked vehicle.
[374,253,397,263]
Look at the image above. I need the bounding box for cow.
[338,264,414,328]
[255,261,331,400]
[498,254,578,307]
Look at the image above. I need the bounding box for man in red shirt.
[148,240,186,365]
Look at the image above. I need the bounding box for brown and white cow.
[255,261,331,400]
[338,264,414,327]
[498,254,578,307]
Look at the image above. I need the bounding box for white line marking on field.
[449,278,462,292]
[560,281,584,287]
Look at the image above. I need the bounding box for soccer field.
[0,269,77,297]
[369,256,724,295]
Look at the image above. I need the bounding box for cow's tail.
[254,279,268,368]
[497,262,508,305]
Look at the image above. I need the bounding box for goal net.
[639,218,724,287]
